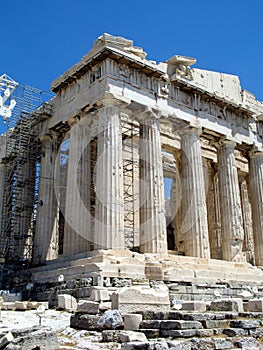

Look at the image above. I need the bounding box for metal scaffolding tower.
[122,116,140,250]
[0,76,52,275]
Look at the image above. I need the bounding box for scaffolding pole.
[0,79,52,288]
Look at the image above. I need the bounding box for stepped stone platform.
[28,250,263,302]
[30,249,263,284]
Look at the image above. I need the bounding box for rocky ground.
[0,309,120,349]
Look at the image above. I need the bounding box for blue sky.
[1,0,263,101]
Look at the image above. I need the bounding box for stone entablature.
[47,35,263,156]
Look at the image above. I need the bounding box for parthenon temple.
[1,33,263,292]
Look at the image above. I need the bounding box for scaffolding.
[0,80,52,274]
[122,116,140,250]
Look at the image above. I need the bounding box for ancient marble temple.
[2,34,263,286]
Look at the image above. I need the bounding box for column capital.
[178,125,202,137]
[137,107,162,123]
[96,94,123,108]
[216,138,236,149]
[249,146,263,158]
[68,116,80,127]
[39,130,60,144]
[98,104,120,116]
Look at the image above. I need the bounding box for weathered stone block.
[5,327,58,350]
[247,298,263,312]
[58,294,77,311]
[2,302,15,310]
[230,319,260,328]
[140,320,161,329]
[210,298,243,312]
[213,338,233,349]
[111,286,170,313]
[0,332,14,348]
[213,328,223,335]
[70,313,101,330]
[195,329,214,337]
[223,328,248,336]
[14,301,28,310]
[102,330,147,343]
[123,313,143,330]
[181,301,206,312]
[167,339,191,350]
[202,319,229,329]
[90,287,110,302]
[237,290,253,300]
[145,264,164,280]
[119,330,148,343]
[149,341,169,350]
[235,337,262,349]
[249,327,263,337]
[190,338,215,350]
[160,329,197,338]
[27,301,39,309]
[77,300,100,314]
[121,342,150,350]
[122,341,169,350]
[140,329,160,338]
[160,320,203,330]
[102,330,121,342]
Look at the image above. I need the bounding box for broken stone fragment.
[5,327,58,350]
[0,332,14,348]
[98,310,124,330]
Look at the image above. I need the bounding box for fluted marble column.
[63,117,91,256]
[139,111,167,254]
[249,150,263,266]
[34,133,60,264]
[217,140,244,262]
[180,127,210,258]
[239,173,254,264]
[94,105,124,249]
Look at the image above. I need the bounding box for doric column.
[63,117,91,256]
[94,105,124,249]
[239,172,254,264]
[34,133,60,264]
[249,150,263,266]
[139,110,167,254]
[217,140,244,262]
[180,127,210,258]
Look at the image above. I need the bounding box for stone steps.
[131,310,263,349]
[70,307,263,348]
